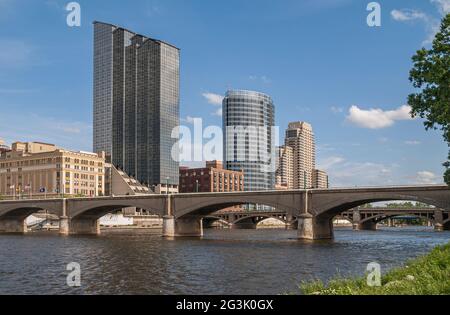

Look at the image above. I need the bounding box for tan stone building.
[312,169,328,189]
[278,123,329,190]
[285,122,316,189]
[275,145,294,190]
[0,142,105,198]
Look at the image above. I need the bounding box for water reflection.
[0,227,448,295]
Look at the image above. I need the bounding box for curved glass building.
[223,90,276,191]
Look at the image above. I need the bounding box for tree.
[408,14,450,185]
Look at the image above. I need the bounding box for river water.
[0,227,449,295]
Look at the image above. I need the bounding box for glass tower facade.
[93,22,115,157]
[93,21,180,188]
[223,90,276,191]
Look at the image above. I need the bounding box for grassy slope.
[299,242,450,295]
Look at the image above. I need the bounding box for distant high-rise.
[93,21,180,192]
[312,169,329,189]
[223,90,275,191]
[0,139,10,155]
[275,145,293,189]
[285,122,316,189]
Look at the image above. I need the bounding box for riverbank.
[298,242,450,295]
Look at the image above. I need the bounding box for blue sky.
[0,0,448,187]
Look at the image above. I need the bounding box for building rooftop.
[93,20,180,51]
[287,121,313,131]
[225,89,273,101]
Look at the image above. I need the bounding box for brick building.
[179,161,244,193]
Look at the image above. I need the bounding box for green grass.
[297,242,450,295]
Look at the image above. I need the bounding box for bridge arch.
[232,215,288,225]
[359,213,435,225]
[0,205,62,219]
[312,193,446,220]
[0,200,63,219]
[0,202,63,234]
[67,197,166,219]
[202,216,232,228]
[65,197,167,235]
[333,216,353,225]
[173,192,301,219]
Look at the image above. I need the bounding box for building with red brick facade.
[179,161,244,193]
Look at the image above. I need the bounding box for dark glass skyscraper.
[93,21,180,189]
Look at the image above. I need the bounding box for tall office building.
[312,169,329,189]
[275,145,293,190]
[285,122,316,189]
[93,21,180,192]
[223,90,275,191]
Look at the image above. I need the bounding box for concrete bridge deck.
[0,185,449,239]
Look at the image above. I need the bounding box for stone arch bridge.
[0,185,448,240]
[206,207,447,231]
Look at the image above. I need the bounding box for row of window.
[1,158,61,168]
[63,158,103,167]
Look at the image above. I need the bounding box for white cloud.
[202,92,224,117]
[318,156,345,170]
[318,156,443,187]
[181,116,197,124]
[318,156,396,187]
[249,75,272,84]
[202,92,224,106]
[330,106,344,114]
[414,171,440,184]
[405,140,421,145]
[431,0,450,14]
[212,108,223,117]
[44,0,64,10]
[346,105,413,129]
[0,113,92,152]
[317,144,336,153]
[391,9,428,22]
[391,1,449,45]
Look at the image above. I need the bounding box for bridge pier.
[297,214,333,240]
[285,214,297,230]
[163,216,203,237]
[434,210,444,231]
[0,217,27,234]
[59,216,70,235]
[445,222,450,231]
[387,218,394,227]
[355,221,377,231]
[231,222,257,229]
[69,217,100,235]
[285,221,297,230]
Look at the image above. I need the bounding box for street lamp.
[166,177,170,195]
